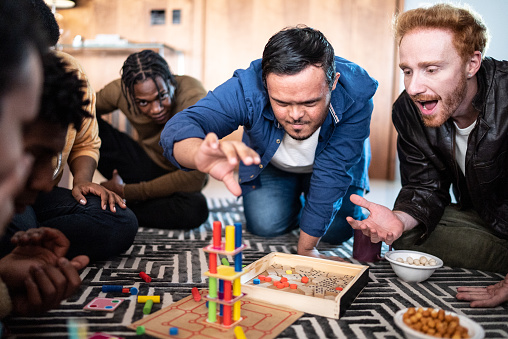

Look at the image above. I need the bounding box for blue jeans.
[0,187,138,262]
[243,164,364,244]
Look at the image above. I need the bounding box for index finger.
[349,194,372,210]
[203,132,220,150]
[57,257,83,299]
[219,140,260,167]
[456,286,488,292]
[346,216,363,230]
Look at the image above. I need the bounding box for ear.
[466,51,482,78]
[331,72,340,91]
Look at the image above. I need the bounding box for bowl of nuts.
[385,250,443,282]
[394,307,484,339]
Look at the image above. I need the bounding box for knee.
[102,207,138,253]
[115,207,139,238]
[245,213,293,237]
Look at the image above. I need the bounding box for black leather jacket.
[392,57,508,242]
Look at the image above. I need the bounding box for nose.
[405,72,425,96]
[150,100,163,115]
[288,105,305,121]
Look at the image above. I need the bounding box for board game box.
[241,252,369,319]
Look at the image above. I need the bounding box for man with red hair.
[348,3,508,307]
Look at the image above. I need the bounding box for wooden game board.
[241,252,369,319]
[128,290,303,339]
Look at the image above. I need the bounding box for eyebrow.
[270,96,321,105]
[134,90,168,102]
[399,61,442,69]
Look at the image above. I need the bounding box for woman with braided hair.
[97,50,209,230]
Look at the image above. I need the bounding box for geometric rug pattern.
[3,198,508,338]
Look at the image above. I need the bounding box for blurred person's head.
[30,0,61,46]
[0,0,48,233]
[15,53,91,212]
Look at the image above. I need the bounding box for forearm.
[69,156,97,186]
[173,138,204,169]
[297,230,321,256]
[124,170,207,202]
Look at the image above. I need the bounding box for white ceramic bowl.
[394,308,485,339]
[385,250,443,282]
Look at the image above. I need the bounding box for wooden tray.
[241,252,369,319]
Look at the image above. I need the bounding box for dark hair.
[262,25,336,89]
[120,50,177,115]
[38,52,91,129]
[0,0,48,98]
[30,0,61,46]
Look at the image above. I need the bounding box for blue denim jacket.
[161,57,378,237]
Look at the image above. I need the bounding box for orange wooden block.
[276,282,284,289]
[265,277,272,282]
[258,275,266,281]
[283,282,289,287]
[335,286,343,291]
[289,284,297,289]
[301,276,309,283]
[280,277,288,283]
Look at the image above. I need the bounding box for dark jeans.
[97,117,208,230]
[393,205,508,274]
[243,164,364,244]
[0,187,138,262]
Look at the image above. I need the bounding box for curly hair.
[393,3,489,61]
[262,25,336,90]
[0,0,48,98]
[38,52,91,129]
[30,0,61,46]
[120,50,176,115]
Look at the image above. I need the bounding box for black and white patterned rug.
[3,198,508,338]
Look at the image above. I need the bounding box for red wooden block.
[139,271,152,283]
[191,287,201,302]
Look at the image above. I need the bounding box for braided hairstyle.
[120,50,177,115]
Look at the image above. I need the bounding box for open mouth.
[415,99,438,115]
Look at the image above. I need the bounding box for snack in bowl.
[385,250,443,282]
[394,307,485,339]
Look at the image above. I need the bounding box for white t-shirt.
[270,127,321,173]
[454,121,476,175]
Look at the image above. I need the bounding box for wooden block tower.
[203,221,246,328]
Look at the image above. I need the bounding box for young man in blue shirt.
[161,26,377,259]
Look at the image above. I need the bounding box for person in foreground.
[161,26,377,258]
[346,3,508,307]
[96,50,209,230]
[0,0,139,262]
[0,0,87,318]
